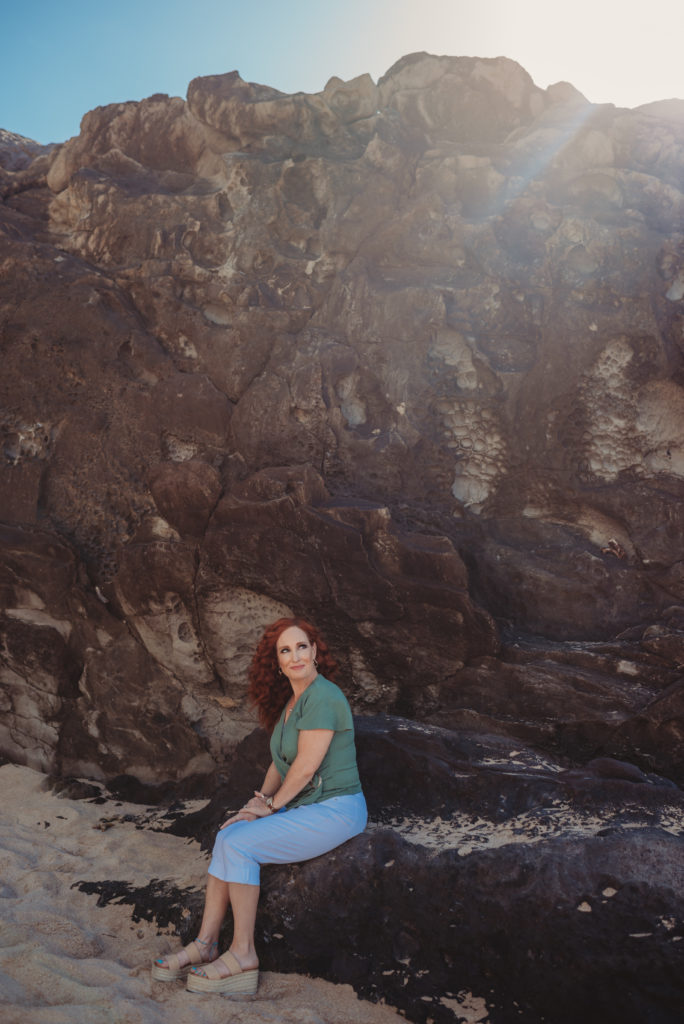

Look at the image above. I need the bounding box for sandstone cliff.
[1,55,684,789]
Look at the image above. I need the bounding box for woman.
[151,616,367,994]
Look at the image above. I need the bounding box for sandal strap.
[200,950,243,981]
[163,938,208,972]
[187,940,209,966]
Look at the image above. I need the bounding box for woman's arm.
[219,761,282,829]
[241,729,334,817]
[270,729,334,809]
[258,761,282,799]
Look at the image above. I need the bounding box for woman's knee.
[212,829,237,859]
[213,826,253,860]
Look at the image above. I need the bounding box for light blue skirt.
[208,792,367,886]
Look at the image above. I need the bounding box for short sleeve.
[296,678,353,733]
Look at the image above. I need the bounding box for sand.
[0,763,406,1024]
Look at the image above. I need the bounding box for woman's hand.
[219,809,257,829]
[242,793,274,817]
[219,792,273,829]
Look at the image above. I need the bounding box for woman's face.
[276,625,317,687]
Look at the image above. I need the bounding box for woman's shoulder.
[306,674,348,703]
[297,675,354,732]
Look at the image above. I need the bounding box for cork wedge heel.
[186,950,259,995]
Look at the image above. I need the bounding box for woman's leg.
[154,872,230,972]
[193,881,260,977]
[209,795,367,879]
[196,873,232,942]
[228,882,260,967]
[191,796,366,978]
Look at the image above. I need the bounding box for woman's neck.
[290,671,317,701]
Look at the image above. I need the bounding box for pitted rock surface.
[1,53,684,799]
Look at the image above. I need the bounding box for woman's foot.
[186,949,260,994]
[151,937,218,981]
[190,947,258,979]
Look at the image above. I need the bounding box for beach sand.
[0,763,406,1024]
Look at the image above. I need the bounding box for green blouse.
[269,674,363,808]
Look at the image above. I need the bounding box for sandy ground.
[0,763,407,1024]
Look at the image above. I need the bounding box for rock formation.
[3,51,684,1023]
[2,51,684,784]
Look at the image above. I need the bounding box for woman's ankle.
[194,935,218,959]
[229,943,258,967]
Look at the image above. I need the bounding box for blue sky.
[3,0,684,145]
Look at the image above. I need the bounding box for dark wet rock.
[254,828,684,1024]
[168,715,684,843]
[91,718,684,1024]
[50,777,104,800]
[75,878,197,935]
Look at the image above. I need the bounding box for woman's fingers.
[219,811,257,829]
[218,791,273,829]
[243,796,269,814]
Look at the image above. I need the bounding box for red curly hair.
[247,617,338,731]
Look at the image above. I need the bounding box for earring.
[314,659,319,669]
